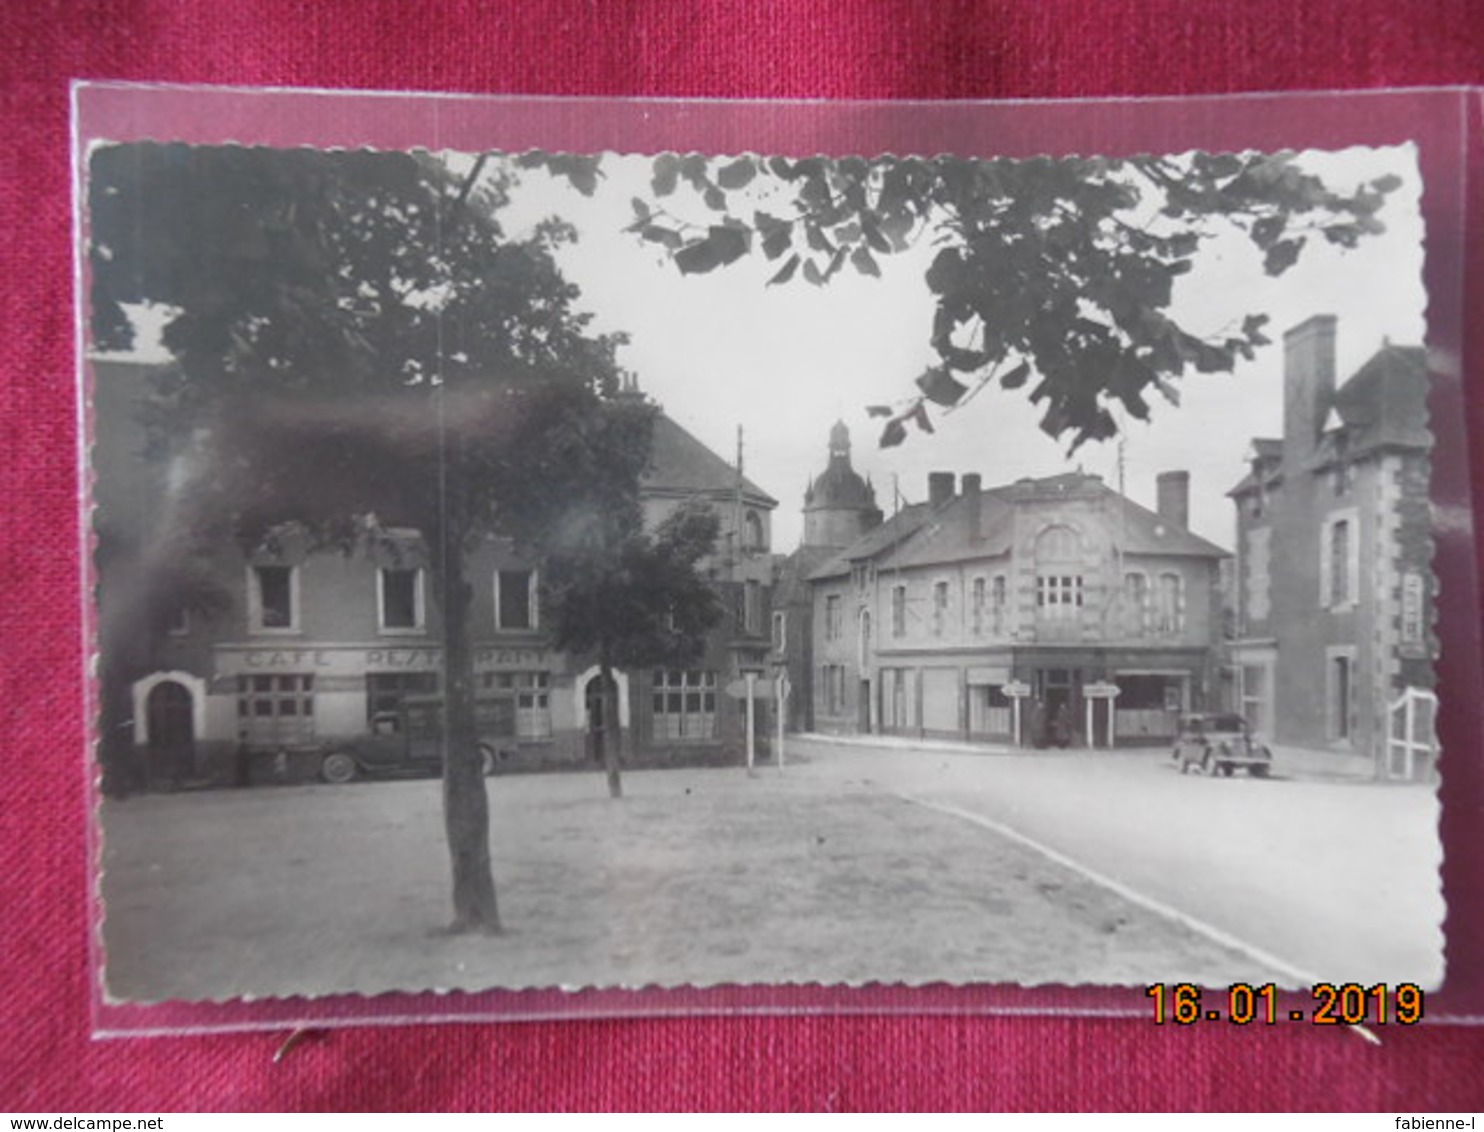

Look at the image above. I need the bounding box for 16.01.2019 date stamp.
[1146,983,1425,1025]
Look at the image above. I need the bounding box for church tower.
[802,420,882,549]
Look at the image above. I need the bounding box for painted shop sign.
[214,644,551,675]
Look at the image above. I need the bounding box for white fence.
[1385,686,1438,781]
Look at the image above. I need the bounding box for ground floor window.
[237,674,314,747]
[652,669,717,741]
[366,671,439,723]
[1240,663,1271,735]
[821,664,847,715]
[1329,652,1354,742]
[1112,673,1183,741]
[480,671,553,738]
[968,683,1011,736]
[881,667,911,730]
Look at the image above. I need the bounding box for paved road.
[787,735,1445,987]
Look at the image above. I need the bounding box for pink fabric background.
[7,0,1484,1111]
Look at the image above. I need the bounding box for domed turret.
[802,420,882,548]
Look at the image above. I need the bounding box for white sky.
[494,146,1426,552]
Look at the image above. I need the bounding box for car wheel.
[1220,763,1234,777]
[479,744,496,777]
[321,752,356,784]
[1250,763,1270,778]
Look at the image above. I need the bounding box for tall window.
[1154,572,1183,634]
[250,565,297,632]
[891,585,907,638]
[771,611,787,652]
[1330,653,1353,741]
[1123,572,1147,637]
[237,674,314,746]
[1320,511,1359,610]
[991,575,1007,635]
[1245,527,1272,625]
[379,567,424,632]
[824,594,842,641]
[932,581,949,636]
[1035,526,1083,627]
[495,569,536,631]
[821,664,847,715]
[882,667,909,729]
[652,669,717,740]
[1240,664,1269,737]
[1330,519,1351,605]
[744,580,762,634]
[971,577,986,636]
[743,510,766,552]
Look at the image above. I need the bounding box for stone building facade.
[94,359,778,790]
[806,468,1228,748]
[1227,315,1434,774]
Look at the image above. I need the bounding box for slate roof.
[773,544,841,606]
[810,472,1226,580]
[808,503,936,580]
[1319,344,1430,462]
[643,413,778,507]
[1228,344,1429,495]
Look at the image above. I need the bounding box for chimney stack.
[1283,315,1338,465]
[1155,471,1190,530]
[961,473,982,541]
[928,471,955,509]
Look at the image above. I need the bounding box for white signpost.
[1003,679,1032,748]
[774,670,789,771]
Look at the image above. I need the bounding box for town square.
[83,131,1443,1003]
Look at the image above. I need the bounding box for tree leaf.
[767,253,800,286]
[850,244,881,278]
[999,361,1031,390]
[879,417,908,447]
[674,238,720,275]
[1262,236,1305,276]
[716,158,756,190]
[641,224,684,250]
[916,366,968,406]
[674,226,750,274]
[651,154,680,197]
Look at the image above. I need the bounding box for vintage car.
[319,695,504,784]
[1171,712,1273,777]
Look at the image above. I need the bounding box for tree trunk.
[599,649,623,799]
[430,517,502,934]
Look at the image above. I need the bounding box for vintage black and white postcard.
[75,86,1482,1030]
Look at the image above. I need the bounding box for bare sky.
[496,146,1426,552]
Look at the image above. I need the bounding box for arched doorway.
[146,680,196,788]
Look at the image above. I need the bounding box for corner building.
[807,466,1228,747]
[94,360,778,790]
